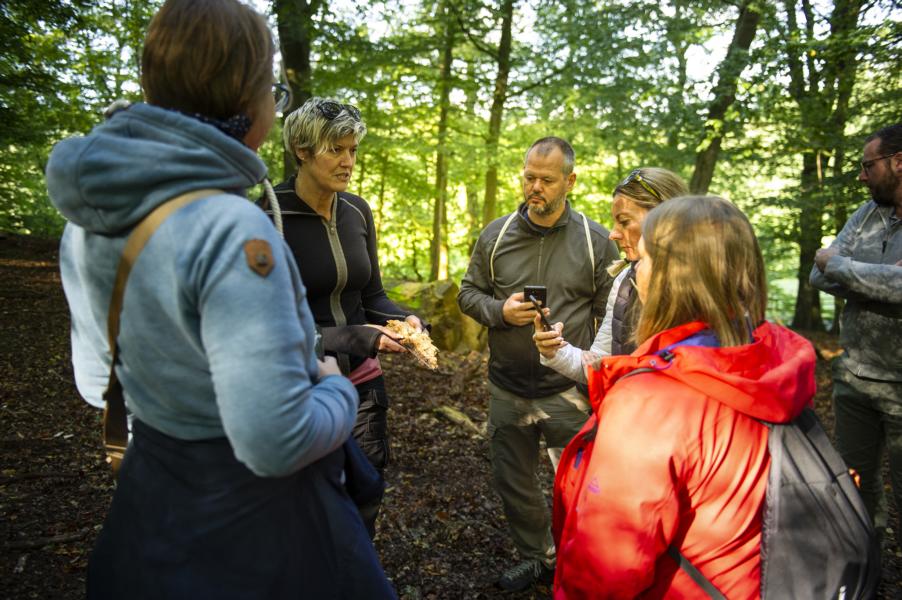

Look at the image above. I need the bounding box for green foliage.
[2,0,900,326]
[0,0,158,235]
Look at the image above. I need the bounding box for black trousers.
[353,375,390,472]
[352,375,389,537]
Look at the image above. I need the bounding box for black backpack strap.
[666,546,727,600]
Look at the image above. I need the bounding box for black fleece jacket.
[458,202,619,398]
[263,178,415,372]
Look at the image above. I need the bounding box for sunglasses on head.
[315,100,361,122]
[619,169,662,201]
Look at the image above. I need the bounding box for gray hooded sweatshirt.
[46,102,358,477]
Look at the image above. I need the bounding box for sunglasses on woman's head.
[620,169,662,201]
[315,101,361,122]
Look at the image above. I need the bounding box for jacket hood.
[46,102,267,234]
[591,321,816,423]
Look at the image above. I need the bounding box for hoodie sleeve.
[540,265,623,382]
[822,256,902,304]
[192,200,358,477]
[354,197,417,324]
[320,324,382,358]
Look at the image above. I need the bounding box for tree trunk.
[782,0,864,329]
[376,153,388,235]
[665,0,688,151]
[464,60,482,254]
[481,0,514,227]
[356,153,366,199]
[830,155,848,334]
[430,1,454,281]
[688,0,761,194]
[823,0,865,333]
[273,0,321,179]
[792,152,825,330]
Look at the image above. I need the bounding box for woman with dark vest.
[533,167,687,376]
[263,98,427,536]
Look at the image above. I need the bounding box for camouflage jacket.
[810,200,902,382]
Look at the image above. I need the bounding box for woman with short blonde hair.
[553,196,816,598]
[282,97,368,165]
[264,97,427,538]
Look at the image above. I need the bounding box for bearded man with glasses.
[811,122,902,552]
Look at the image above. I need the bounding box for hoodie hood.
[590,320,816,424]
[46,102,267,235]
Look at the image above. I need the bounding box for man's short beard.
[529,194,565,216]
[871,169,899,206]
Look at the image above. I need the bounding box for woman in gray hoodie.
[45,0,395,597]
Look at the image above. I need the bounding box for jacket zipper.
[323,193,351,374]
[532,235,547,396]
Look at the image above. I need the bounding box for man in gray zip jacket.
[458,137,619,591]
[811,122,902,547]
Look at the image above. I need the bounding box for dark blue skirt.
[87,420,396,599]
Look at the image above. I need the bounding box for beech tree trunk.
[273,0,320,179]
[688,0,761,194]
[481,0,513,227]
[430,1,454,281]
[784,0,864,330]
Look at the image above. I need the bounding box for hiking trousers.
[832,357,902,547]
[487,381,590,565]
[352,375,389,538]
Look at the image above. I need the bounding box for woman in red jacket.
[552,196,816,599]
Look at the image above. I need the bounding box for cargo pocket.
[353,389,390,472]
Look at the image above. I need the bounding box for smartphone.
[523,285,547,308]
[529,296,553,332]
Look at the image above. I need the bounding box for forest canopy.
[1,0,900,329]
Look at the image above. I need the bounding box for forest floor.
[1,233,901,599]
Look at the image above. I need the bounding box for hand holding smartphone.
[529,296,553,332]
[524,285,551,332]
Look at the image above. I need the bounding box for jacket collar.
[274,176,337,217]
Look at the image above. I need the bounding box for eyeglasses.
[273,82,292,113]
[619,169,662,201]
[860,152,897,173]
[315,100,361,122]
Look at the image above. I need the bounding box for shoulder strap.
[490,210,596,294]
[666,546,727,600]
[261,179,283,238]
[489,212,518,284]
[103,188,223,473]
[578,211,595,294]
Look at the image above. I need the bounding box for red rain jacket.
[553,321,816,599]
